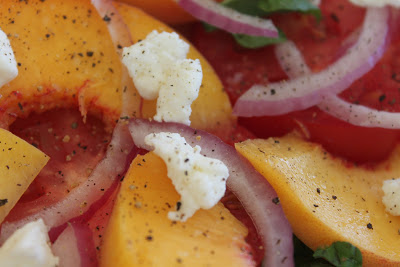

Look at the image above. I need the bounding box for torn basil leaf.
[203,0,320,49]
[313,241,362,267]
[232,30,286,49]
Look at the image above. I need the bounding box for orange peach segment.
[0,0,131,127]
[0,128,49,224]
[235,134,400,266]
[116,0,195,24]
[114,2,234,131]
[100,152,255,267]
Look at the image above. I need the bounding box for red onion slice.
[52,223,98,267]
[318,95,400,128]
[0,0,135,242]
[275,41,311,79]
[129,118,294,267]
[275,26,400,129]
[176,0,279,38]
[233,7,389,117]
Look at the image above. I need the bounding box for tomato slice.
[5,108,111,222]
[191,0,400,164]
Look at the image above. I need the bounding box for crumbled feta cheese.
[382,178,400,216]
[145,132,229,222]
[122,30,202,126]
[0,29,18,88]
[0,219,59,267]
[349,0,400,7]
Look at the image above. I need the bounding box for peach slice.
[114,2,234,131]
[115,0,195,24]
[100,152,255,266]
[0,0,133,127]
[236,134,400,266]
[0,128,49,224]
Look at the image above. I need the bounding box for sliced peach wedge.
[115,0,195,25]
[114,2,234,132]
[0,128,49,224]
[100,152,255,266]
[235,134,400,266]
[0,0,137,128]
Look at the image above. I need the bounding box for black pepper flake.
[86,51,94,57]
[379,94,386,102]
[313,204,319,207]
[270,89,276,95]
[332,195,337,200]
[330,13,340,22]
[316,188,320,194]
[367,223,373,230]
[392,73,400,83]
[0,199,8,207]
[5,165,9,170]
[17,102,23,111]
[272,197,280,205]
[45,33,50,38]
[145,235,153,241]
[103,15,111,22]
[176,201,182,211]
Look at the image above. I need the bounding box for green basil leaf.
[221,0,265,16]
[258,0,321,20]
[202,0,321,48]
[313,241,362,267]
[232,30,286,49]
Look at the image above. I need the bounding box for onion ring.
[0,0,135,242]
[176,0,279,38]
[233,7,389,117]
[129,118,294,267]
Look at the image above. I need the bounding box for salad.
[0,0,399,266]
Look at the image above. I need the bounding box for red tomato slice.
[5,109,111,222]
[191,0,400,164]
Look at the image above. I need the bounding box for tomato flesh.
[5,108,111,222]
[191,0,400,164]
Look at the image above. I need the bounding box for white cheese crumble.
[145,132,229,222]
[0,219,59,267]
[382,178,400,216]
[0,28,18,88]
[349,0,400,7]
[122,31,202,126]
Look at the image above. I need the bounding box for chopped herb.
[71,122,78,129]
[367,223,373,230]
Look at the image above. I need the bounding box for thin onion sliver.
[176,0,279,37]
[129,118,294,267]
[233,7,389,116]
